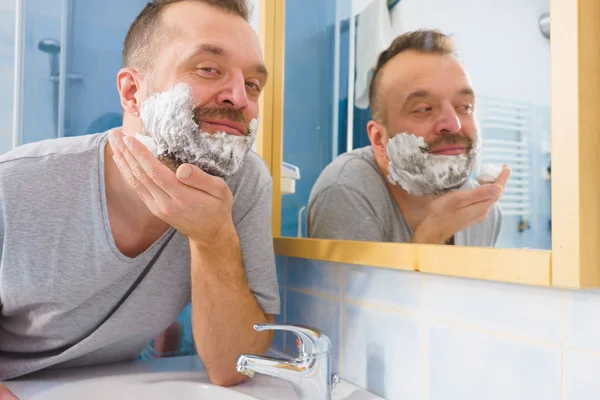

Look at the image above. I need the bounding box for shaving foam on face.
[139,82,258,178]
[133,133,159,157]
[386,133,479,196]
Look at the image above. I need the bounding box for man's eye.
[414,107,432,113]
[198,67,218,74]
[246,82,260,91]
[458,105,474,113]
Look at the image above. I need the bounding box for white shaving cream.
[137,82,258,178]
[386,133,479,196]
[477,163,503,183]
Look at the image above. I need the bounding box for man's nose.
[215,74,248,109]
[435,103,461,134]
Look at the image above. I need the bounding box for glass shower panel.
[20,0,63,144]
[16,0,147,146]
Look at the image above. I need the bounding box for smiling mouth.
[429,146,467,156]
[200,120,247,137]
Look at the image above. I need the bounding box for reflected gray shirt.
[307,146,502,246]
[0,132,280,380]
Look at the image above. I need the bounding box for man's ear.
[117,68,142,117]
[367,120,389,159]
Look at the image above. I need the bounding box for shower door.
[11,0,148,148]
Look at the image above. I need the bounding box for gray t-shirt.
[0,132,280,380]
[307,146,502,246]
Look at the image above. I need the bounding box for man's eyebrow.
[196,43,226,56]
[402,87,475,105]
[457,87,475,97]
[253,64,269,80]
[189,44,268,80]
[403,90,430,105]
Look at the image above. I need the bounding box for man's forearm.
[189,224,274,386]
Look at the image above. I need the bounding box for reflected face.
[377,51,478,155]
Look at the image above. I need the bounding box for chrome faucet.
[236,323,340,400]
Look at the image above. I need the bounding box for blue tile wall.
[274,256,600,399]
[0,1,14,152]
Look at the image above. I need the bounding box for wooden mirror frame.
[254,0,600,289]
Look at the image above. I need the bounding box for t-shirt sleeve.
[0,196,4,312]
[234,179,280,315]
[491,203,503,246]
[307,184,385,242]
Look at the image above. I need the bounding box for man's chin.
[158,153,235,178]
[158,153,182,172]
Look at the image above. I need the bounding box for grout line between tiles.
[342,297,562,349]
[287,287,341,302]
[421,274,429,400]
[339,263,345,379]
[283,256,288,354]
[565,346,600,357]
[560,289,567,400]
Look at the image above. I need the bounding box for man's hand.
[412,166,511,244]
[108,129,234,245]
[0,384,18,400]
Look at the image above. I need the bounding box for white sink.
[6,355,382,400]
[28,371,259,400]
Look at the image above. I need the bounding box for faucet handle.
[254,323,332,355]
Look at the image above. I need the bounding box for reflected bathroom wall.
[279,0,339,237]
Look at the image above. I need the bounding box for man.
[307,30,510,246]
[0,0,279,396]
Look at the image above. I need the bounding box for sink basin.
[28,371,259,400]
[6,355,382,400]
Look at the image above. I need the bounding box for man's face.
[378,51,477,154]
[140,1,267,138]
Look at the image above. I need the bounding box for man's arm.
[0,383,18,400]
[109,131,278,386]
[189,227,274,386]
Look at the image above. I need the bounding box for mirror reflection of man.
[308,30,510,246]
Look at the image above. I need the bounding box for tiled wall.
[0,0,15,153]
[273,256,600,400]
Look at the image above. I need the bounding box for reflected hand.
[411,165,511,244]
[0,384,19,400]
[108,129,235,246]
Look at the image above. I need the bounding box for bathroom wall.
[390,0,550,107]
[272,256,599,400]
[0,0,15,154]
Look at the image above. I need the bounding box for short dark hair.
[369,29,456,122]
[123,0,251,73]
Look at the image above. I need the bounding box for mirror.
[279,0,551,250]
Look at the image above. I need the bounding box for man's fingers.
[176,164,230,201]
[122,136,175,202]
[0,384,19,400]
[109,132,155,204]
[449,183,504,208]
[459,199,497,225]
[494,165,511,188]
